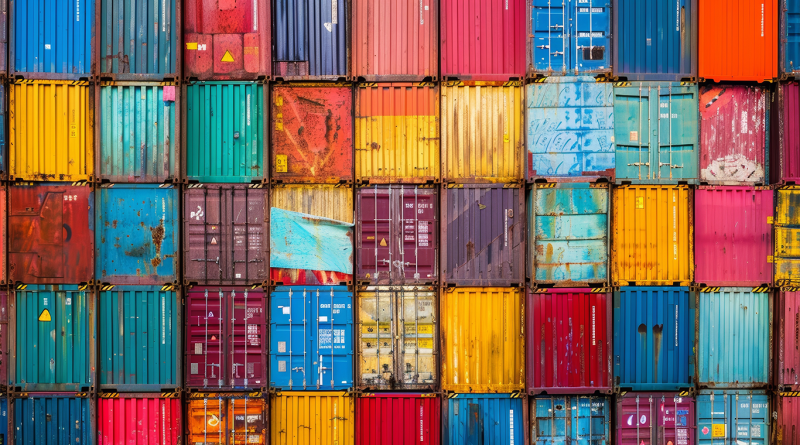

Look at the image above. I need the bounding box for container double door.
[697,391,769,445]
[531,396,611,444]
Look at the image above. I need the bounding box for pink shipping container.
[771,82,800,184]
[98,394,182,445]
[777,291,800,390]
[356,393,441,445]
[700,85,767,184]
[777,394,800,445]
[694,186,774,287]
[616,393,696,445]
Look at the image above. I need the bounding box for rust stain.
[652,324,663,383]
[150,220,165,268]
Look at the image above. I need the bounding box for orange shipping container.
[186,393,267,444]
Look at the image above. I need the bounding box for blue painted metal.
[0,399,7,444]
[270,208,354,274]
[614,287,695,391]
[14,396,93,445]
[443,394,524,445]
[531,396,611,444]
[96,184,179,285]
[697,390,769,445]
[270,285,353,390]
[273,0,348,78]
[784,0,800,77]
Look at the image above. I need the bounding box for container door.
[187,398,226,444]
[532,397,569,445]
[228,288,265,388]
[312,287,353,390]
[358,289,394,387]
[573,1,610,72]
[531,0,567,73]
[655,85,698,181]
[186,190,224,283]
[399,190,437,282]
[227,398,266,444]
[659,395,694,445]
[398,288,437,388]
[730,393,768,445]
[788,3,800,74]
[270,287,310,388]
[617,395,655,445]
[776,189,800,284]
[697,393,728,445]
[186,289,225,388]
[572,396,609,445]
[357,188,393,281]
[615,85,653,181]
[273,0,307,62]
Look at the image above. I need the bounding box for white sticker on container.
[65,298,72,306]
[235,273,241,278]
[278,361,286,372]
[332,0,338,24]
[278,341,286,353]
[44,44,51,50]
[191,363,198,374]
[282,306,290,315]
[509,410,514,444]
[320,316,328,322]
[195,343,203,354]
[43,298,48,306]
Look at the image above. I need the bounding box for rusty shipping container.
[0,292,8,387]
[441,184,525,286]
[355,82,440,184]
[98,394,182,445]
[186,392,267,444]
[612,185,693,286]
[443,394,524,445]
[271,392,354,445]
[777,393,800,445]
[772,83,800,184]
[777,290,800,390]
[0,189,7,284]
[776,187,800,285]
[699,85,767,184]
[616,393,696,445]
[357,393,441,445]
[271,83,353,183]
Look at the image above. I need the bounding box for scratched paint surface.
[98,397,182,444]
[775,188,800,284]
[187,395,266,444]
[778,291,800,388]
[616,393,695,445]
[531,396,610,443]
[442,394,523,445]
[269,207,353,274]
[270,392,354,445]
[15,396,93,445]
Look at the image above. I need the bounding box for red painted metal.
[270,268,352,286]
[778,291,800,390]
[777,395,800,445]
[0,189,6,284]
[527,288,612,394]
[356,393,440,445]
[98,395,182,445]
[616,392,696,445]
[772,83,800,184]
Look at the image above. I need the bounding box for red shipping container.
[778,291,800,390]
[98,394,182,445]
[616,393,696,445]
[777,394,800,445]
[9,183,93,284]
[356,393,440,445]
[694,186,774,287]
[0,189,6,284]
[771,83,800,184]
[527,288,612,394]
[700,85,767,184]
[270,269,352,286]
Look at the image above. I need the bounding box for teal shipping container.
[185,81,265,183]
[530,396,611,445]
[614,82,699,183]
[698,288,771,388]
[697,390,769,445]
[442,394,524,445]
[13,395,94,445]
[10,285,95,392]
[98,286,181,391]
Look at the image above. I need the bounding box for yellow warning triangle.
[221,50,235,63]
[379,238,387,247]
[39,309,51,322]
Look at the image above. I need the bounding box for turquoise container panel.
[698,289,771,388]
[697,390,769,445]
[270,207,354,274]
[98,286,180,391]
[14,396,93,445]
[784,0,800,76]
[443,394,523,445]
[614,82,699,183]
[99,83,177,182]
[614,287,695,391]
[186,82,265,183]
[531,396,611,444]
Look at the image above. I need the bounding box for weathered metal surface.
[777,393,800,445]
[0,84,8,175]
[271,84,353,183]
[0,399,7,444]
[697,390,769,445]
[186,393,266,444]
[0,190,7,284]
[783,0,800,77]
[776,187,800,285]
[778,291,800,390]
[531,396,611,444]
[13,396,93,445]
[356,393,440,445]
[0,292,7,386]
[270,208,353,275]
[270,392,354,445]
[616,393,695,445]
[442,394,524,445]
[771,83,800,184]
[0,0,7,75]
[98,394,182,444]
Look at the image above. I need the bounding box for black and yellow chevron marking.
[447,183,465,189]
[248,183,264,189]
[189,391,262,399]
[161,284,175,291]
[71,180,89,186]
[420,393,437,398]
[75,392,89,397]
[99,393,119,398]
[532,77,548,83]
[509,391,523,398]
[781,391,800,397]
[78,284,89,291]
[161,392,180,398]
[614,82,632,87]
[592,287,611,293]
[537,182,556,188]
[359,82,378,88]
[752,286,770,293]
[783,286,800,292]
[678,391,690,397]
[100,284,115,291]
[15,284,27,290]
[447,393,458,399]
[701,287,720,293]
[534,288,549,293]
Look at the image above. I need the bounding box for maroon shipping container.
[0,189,6,284]
[616,393,695,445]
[184,184,268,285]
[771,83,800,184]
[356,393,441,445]
[185,286,267,390]
[98,394,182,445]
[700,85,766,184]
[778,291,800,390]
[356,185,438,285]
[777,394,800,445]
[527,288,612,394]
[694,186,774,287]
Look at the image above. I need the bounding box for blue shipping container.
[531,396,611,445]
[270,285,353,390]
[96,184,179,285]
[614,287,695,391]
[697,390,769,445]
[273,0,348,78]
[0,399,7,444]
[443,394,524,445]
[14,396,93,445]
[784,0,800,77]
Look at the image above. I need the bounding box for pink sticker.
[163,85,176,102]
[702,427,710,435]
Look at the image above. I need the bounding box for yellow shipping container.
[10,80,94,181]
[441,287,525,393]
[271,391,355,445]
[271,184,354,223]
[441,81,523,183]
[612,185,694,286]
[775,187,800,284]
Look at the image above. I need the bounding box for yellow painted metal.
[775,187,800,283]
[612,185,694,286]
[441,287,525,393]
[270,391,355,445]
[270,184,354,223]
[10,80,94,181]
[441,81,524,183]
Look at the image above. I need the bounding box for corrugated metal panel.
[11,285,95,391]
[271,84,353,183]
[0,84,7,174]
[272,0,348,79]
[185,82,264,183]
[616,393,695,445]
[441,287,524,392]
[612,0,697,81]
[531,396,610,444]
[0,0,6,75]
[355,83,440,184]
[99,287,181,390]
[98,395,182,444]
[612,185,693,286]
[356,393,440,445]
[698,288,771,388]
[777,188,800,284]
[99,83,178,182]
[9,183,94,284]
[0,292,7,386]
[10,80,94,181]
[271,184,353,223]
[357,286,437,390]
[14,396,93,445]
[97,185,179,285]
[0,399,6,444]
[352,0,438,81]
[442,394,523,445]
[442,185,525,286]
[697,390,769,445]
[699,85,766,184]
[0,191,6,284]
[771,83,800,184]
[441,81,524,183]
[186,393,267,444]
[270,392,354,445]
[777,394,800,445]
[614,287,695,391]
[694,187,774,287]
[784,0,800,77]
[779,291,800,389]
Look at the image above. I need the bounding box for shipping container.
[356,393,440,445]
[530,396,610,444]
[98,286,181,391]
[777,187,800,284]
[356,185,438,285]
[527,288,612,394]
[612,185,693,286]
[96,184,179,285]
[0,292,8,386]
[442,394,524,445]
[357,286,437,390]
[526,78,615,180]
[355,82,440,184]
[441,81,524,183]
[0,399,7,444]
[9,80,94,182]
[0,190,7,284]
[272,0,348,80]
[13,395,93,445]
[697,390,769,445]
[99,83,178,183]
[441,184,525,286]
[441,287,524,392]
[699,85,767,184]
[614,82,699,183]
[183,184,267,285]
[783,0,800,77]
[770,83,800,183]
[612,0,697,81]
[186,392,267,444]
[9,183,94,284]
[352,0,438,81]
[271,83,353,183]
[270,285,353,390]
[697,288,771,388]
[0,0,7,75]
[777,393,800,445]
[614,287,695,391]
[0,84,8,176]
[185,81,265,183]
[616,393,695,445]
[529,183,609,286]
[778,290,800,390]
[185,286,267,390]
[694,187,774,287]
[10,285,95,391]
[98,393,182,445]
[271,391,354,445]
